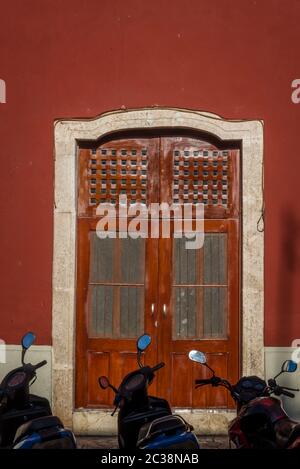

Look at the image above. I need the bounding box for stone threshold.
[73,409,236,436]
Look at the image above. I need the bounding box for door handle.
[151,303,155,317]
[163,304,167,317]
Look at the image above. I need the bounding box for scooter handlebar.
[34,360,47,370]
[151,362,165,373]
[281,389,295,398]
[195,378,213,385]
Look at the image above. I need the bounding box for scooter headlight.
[7,371,26,388]
[123,373,145,392]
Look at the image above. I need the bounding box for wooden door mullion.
[112,237,121,338]
[196,244,204,338]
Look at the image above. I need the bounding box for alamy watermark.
[291,79,300,104]
[95,196,204,249]
[291,339,300,364]
[0,339,6,363]
[0,79,6,104]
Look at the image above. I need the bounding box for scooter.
[188,349,300,449]
[0,331,76,449]
[99,334,200,449]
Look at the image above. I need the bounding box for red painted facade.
[0,0,300,346]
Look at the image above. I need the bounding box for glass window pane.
[173,238,198,284]
[173,287,197,338]
[90,234,145,284]
[120,238,145,283]
[88,234,145,339]
[172,286,227,339]
[173,233,227,286]
[90,235,114,283]
[203,287,227,338]
[89,285,113,337]
[204,234,227,285]
[89,285,144,338]
[120,287,144,338]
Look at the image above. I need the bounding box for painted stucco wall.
[0,1,300,347]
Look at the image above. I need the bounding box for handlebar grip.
[281,389,295,398]
[34,360,47,370]
[151,362,165,373]
[195,379,212,385]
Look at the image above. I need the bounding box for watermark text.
[0,79,6,104]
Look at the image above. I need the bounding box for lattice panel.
[78,139,239,219]
[86,146,148,206]
[173,149,230,207]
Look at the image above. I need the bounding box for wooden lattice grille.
[173,149,229,206]
[77,138,160,217]
[160,137,239,219]
[78,137,239,219]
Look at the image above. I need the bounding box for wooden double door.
[76,134,240,409]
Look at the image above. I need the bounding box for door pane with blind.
[88,234,145,338]
[172,233,228,339]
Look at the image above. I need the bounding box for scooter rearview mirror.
[188,350,207,364]
[21,331,36,365]
[282,360,297,373]
[22,331,36,350]
[98,376,110,390]
[137,334,151,352]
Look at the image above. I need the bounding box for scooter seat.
[137,414,192,447]
[13,416,63,444]
[275,418,300,448]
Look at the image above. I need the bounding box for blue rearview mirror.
[282,360,297,373]
[137,334,151,352]
[22,332,36,350]
[188,350,207,364]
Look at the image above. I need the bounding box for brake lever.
[29,376,37,387]
[111,393,123,416]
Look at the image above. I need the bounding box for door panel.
[87,351,110,406]
[157,220,239,408]
[156,137,239,408]
[76,135,160,408]
[76,219,159,407]
[170,352,229,408]
[76,134,240,409]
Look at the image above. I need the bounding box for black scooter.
[0,331,76,449]
[99,334,200,449]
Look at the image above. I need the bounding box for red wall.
[0,0,300,345]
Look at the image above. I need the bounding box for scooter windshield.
[7,372,27,388]
[123,373,145,392]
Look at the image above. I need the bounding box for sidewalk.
[77,435,229,449]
